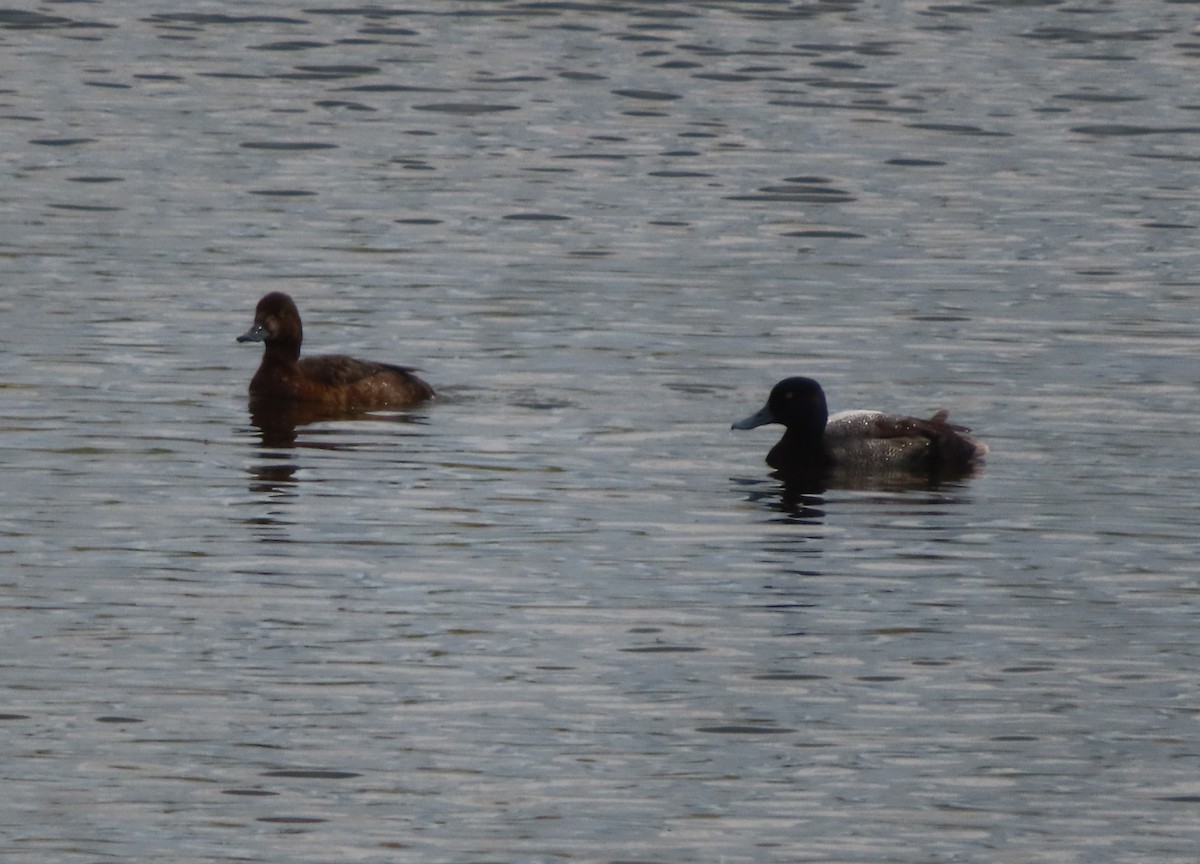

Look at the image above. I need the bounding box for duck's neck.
[261,337,301,366]
[784,424,826,452]
[790,411,828,447]
[768,425,828,470]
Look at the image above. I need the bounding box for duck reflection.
[782,462,981,493]
[740,463,980,520]
[247,399,357,449]
[243,403,307,496]
[741,477,827,521]
[242,399,431,498]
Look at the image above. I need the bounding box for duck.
[237,291,434,411]
[732,376,986,476]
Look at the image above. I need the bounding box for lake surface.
[3,2,1199,861]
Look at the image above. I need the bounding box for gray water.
[2,2,1199,862]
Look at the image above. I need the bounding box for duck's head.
[732,376,829,441]
[238,292,303,350]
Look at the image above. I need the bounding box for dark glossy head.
[237,292,303,351]
[732,376,829,441]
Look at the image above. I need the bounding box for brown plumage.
[237,291,434,412]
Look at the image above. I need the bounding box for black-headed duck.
[733,376,986,476]
[237,292,434,411]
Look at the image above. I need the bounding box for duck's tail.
[926,410,988,465]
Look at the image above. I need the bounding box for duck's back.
[295,354,434,409]
[824,409,985,471]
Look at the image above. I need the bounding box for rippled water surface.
[3,2,1200,861]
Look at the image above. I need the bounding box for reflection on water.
[737,476,828,523]
[246,400,344,449]
[4,1,1200,862]
[244,399,431,448]
[242,401,434,504]
[246,448,301,496]
[738,468,982,523]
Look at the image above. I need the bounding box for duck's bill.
[237,324,266,343]
[731,405,775,430]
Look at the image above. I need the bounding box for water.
[3,2,1199,861]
